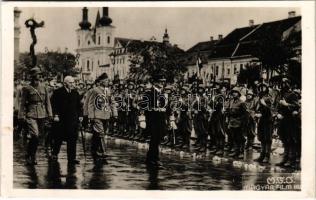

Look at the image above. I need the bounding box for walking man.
[145,73,168,167]
[51,76,83,165]
[18,67,53,165]
[86,73,117,164]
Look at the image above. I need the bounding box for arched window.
[98,36,101,45]
[88,40,90,45]
[107,36,110,44]
[78,39,80,46]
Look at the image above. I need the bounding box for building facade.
[185,12,301,85]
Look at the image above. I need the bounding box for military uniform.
[86,74,117,164]
[18,81,53,164]
[227,87,248,158]
[254,85,273,163]
[145,75,168,166]
[244,90,257,149]
[277,89,299,167]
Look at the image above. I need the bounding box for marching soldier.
[18,67,53,165]
[86,73,117,164]
[253,83,273,163]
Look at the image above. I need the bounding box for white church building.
[75,7,115,81]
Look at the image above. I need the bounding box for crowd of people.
[14,67,301,170]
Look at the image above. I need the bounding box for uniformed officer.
[145,73,168,167]
[85,73,117,164]
[18,67,53,165]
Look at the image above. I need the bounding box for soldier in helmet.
[253,83,273,163]
[227,87,248,159]
[276,78,300,167]
[244,89,257,150]
[18,67,53,165]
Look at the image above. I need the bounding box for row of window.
[114,57,125,64]
[188,63,244,77]
[114,48,126,55]
[78,35,111,47]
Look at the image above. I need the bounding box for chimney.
[288,11,296,18]
[218,34,223,40]
[249,19,254,27]
[210,36,213,41]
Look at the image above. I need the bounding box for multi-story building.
[185,11,301,85]
[110,29,184,80]
[75,7,183,81]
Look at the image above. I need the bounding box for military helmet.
[257,83,269,95]
[231,87,241,96]
[127,81,135,90]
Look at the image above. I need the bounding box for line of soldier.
[14,67,301,169]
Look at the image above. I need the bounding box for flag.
[196,55,203,70]
[196,52,203,77]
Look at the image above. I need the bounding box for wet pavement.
[14,134,301,190]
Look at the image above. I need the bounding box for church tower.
[76,7,116,81]
[77,7,91,49]
[95,7,115,48]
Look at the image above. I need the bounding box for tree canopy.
[15,51,79,80]
[128,42,186,83]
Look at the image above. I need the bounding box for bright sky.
[18,7,301,53]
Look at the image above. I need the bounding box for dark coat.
[51,87,82,140]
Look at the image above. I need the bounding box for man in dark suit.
[51,76,83,165]
[144,74,168,167]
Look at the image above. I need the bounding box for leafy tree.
[128,42,186,83]
[15,51,79,81]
